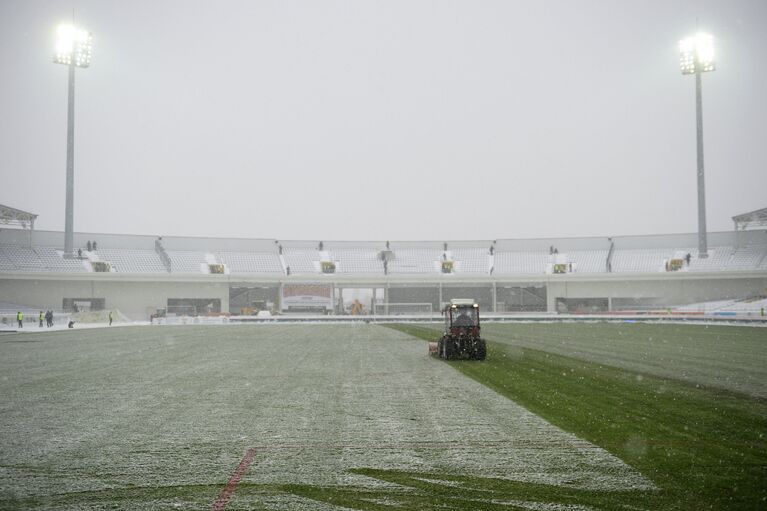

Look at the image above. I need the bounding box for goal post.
[373,302,433,316]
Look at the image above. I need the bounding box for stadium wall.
[1,272,764,319]
[543,274,767,312]
[0,276,229,320]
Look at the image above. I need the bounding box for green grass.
[385,323,767,510]
[482,322,767,398]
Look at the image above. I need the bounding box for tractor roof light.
[679,33,715,75]
[54,24,93,68]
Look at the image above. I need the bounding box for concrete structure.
[1,228,766,320]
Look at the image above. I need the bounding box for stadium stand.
[0,244,90,272]
[720,297,767,313]
[1,230,766,276]
[494,251,549,274]
[34,246,88,273]
[1,241,765,275]
[450,248,489,273]
[388,248,441,274]
[676,296,767,314]
[331,248,384,274]
[567,250,609,273]
[1,245,47,271]
[729,243,767,270]
[282,248,318,274]
[217,251,284,274]
[685,246,734,272]
[675,298,740,312]
[167,251,209,273]
[96,248,166,273]
[610,248,671,273]
[0,250,15,271]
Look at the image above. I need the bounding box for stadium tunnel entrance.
[229,285,279,315]
[495,285,547,312]
[63,297,105,313]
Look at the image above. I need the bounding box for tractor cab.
[444,299,480,336]
[432,299,486,360]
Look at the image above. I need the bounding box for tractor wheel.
[474,339,487,360]
[436,338,444,358]
[443,338,453,360]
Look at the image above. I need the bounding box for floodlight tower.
[679,33,714,259]
[54,24,92,258]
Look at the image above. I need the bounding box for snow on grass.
[0,324,652,509]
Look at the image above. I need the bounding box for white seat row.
[610,249,671,273]
[1,244,87,273]
[388,248,442,274]
[568,250,609,273]
[167,251,208,273]
[96,248,167,273]
[450,248,489,273]
[34,247,88,272]
[332,249,384,273]
[282,248,317,274]
[1,242,766,275]
[494,251,549,274]
[217,252,283,274]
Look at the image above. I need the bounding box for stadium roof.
[0,204,37,230]
[732,207,767,231]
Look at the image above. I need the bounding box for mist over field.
[1,0,766,240]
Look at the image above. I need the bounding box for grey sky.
[1,0,765,241]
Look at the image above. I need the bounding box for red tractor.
[432,299,486,360]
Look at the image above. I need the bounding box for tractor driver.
[454,309,474,327]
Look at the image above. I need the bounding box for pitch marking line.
[211,448,257,511]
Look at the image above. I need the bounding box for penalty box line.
[211,448,257,511]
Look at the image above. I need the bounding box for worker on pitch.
[16,311,23,328]
[39,311,44,328]
[109,310,113,326]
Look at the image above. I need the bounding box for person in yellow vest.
[17,311,23,328]
[39,311,44,327]
[108,310,113,326]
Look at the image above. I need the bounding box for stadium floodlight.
[679,32,715,259]
[53,24,93,257]
[679,33,715,75]
[54,25,93,67]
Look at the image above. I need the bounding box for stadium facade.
[1,227,766,320]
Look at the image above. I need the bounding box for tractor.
[432,299,486,360]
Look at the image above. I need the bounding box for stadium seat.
[493,251,549,274]
[282,248,319,274]
[450,248,490,273]
[388,248,442,274]
[566,250,609,273]
[217,252,284,274]
[96,249,167,273]
[331,248,384,274]
[166,251,209,273]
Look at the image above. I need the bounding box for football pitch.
[0,322,765,510]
